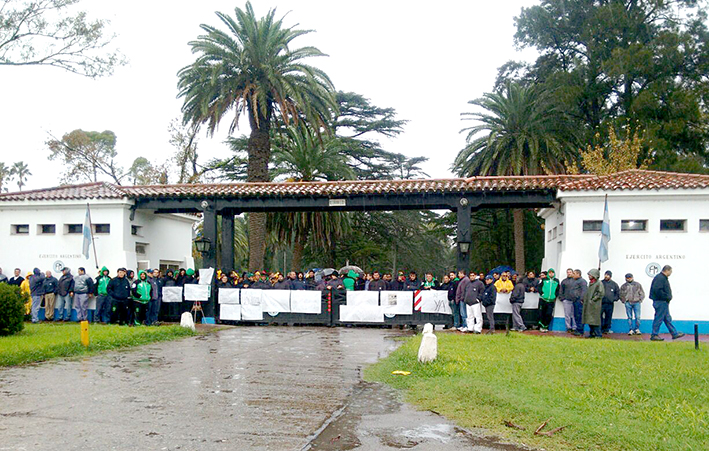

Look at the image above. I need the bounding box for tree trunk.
[292,240,305,272]
[513,208,525,275]
[246,115,271,271]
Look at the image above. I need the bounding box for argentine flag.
[82,205,93,260]
[598,196,610,263]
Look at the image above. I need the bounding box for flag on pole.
[82,205,93,260]
[598,195,611,263]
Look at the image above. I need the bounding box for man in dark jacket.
[404,272,420,291]
[558,268,576,333]
[601,270,620,334]
[146,269,163,326]
[8,268,24,286]
[389,272,406,291]
[454,269,469,330]
[582,268,605,338]
[107,268,132,325]
[367,271,388,291]
[479,274,497,334]
[42,270,59,321]
[649,265,685,341]
[94,266,111,323]
[571,269,588,336]
[510,278,527,332]
[56,267,74,322]
[28,268,45,323]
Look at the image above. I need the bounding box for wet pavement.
[0,327,523,451]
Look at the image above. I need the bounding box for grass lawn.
[365,332,708,451]
[0,322,196,367]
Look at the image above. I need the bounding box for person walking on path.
[582,269,604,338]
[601,271,620,334]
[28,268,45,323]
[649,265,685,341]
[56,267,74,321]
[537,268,559,332]
[620,273,644,335]
[41,270,59,321]
[558,268,576,332]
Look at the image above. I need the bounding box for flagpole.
[87,203,99,269]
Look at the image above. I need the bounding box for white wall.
[0,199,196,278]
[541,190,709,324]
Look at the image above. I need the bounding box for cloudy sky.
[2,0,539,191]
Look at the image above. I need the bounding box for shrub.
[0,284,26,336]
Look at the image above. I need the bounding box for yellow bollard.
[80,321,90,348]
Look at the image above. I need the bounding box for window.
[38,224,56,234]
[11,224,29,235]
[131,225,142,236]
[552,227,558,239]
[66,224,82,234]
[621,220,647,232]
[660,219,686,232]
[547,230,553,242]
[135,243,147,255]
[700,220,709,232]
[558,222,564,236]
[93,224,110,234]
[583,220,602,232]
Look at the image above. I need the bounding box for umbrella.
[339,265,364,277]
[315,268,335,283]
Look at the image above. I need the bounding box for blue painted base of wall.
[202,317,215,324]
[551,318,709,335]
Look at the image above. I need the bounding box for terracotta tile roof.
[0,182,125,201]
[1,170,707,202]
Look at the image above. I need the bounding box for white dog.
[417,323,438,363]
[180,312,196,331]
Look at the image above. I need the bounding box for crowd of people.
[0,263,684,341]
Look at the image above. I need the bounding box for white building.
[0,182,197,280]
[540,170,709,334]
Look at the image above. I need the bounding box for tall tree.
[46,129,123,184]
[168,119,201,183]
[506,0,709,170]
[454,83,579,274]
[10,161,31,190]
[0,162,10,192]
[177,2,337,271]
[0,0,124,77]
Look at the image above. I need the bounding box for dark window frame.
[700,219,709,232]
[582,220,603,232]
[621,220,647,232]
[93,223,111,234]
[39,224,56,234]
[11,224,29,235]
[660,219,686,232]
[66,224,83,234]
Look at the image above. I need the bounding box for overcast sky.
[2,0,539,191]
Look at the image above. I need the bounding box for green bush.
[0,284,26,336]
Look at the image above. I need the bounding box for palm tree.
[10,161,31,191]
[0,162,10,192]
[177,2,337,271]
[267,125,354,269]
[453,83,578,273]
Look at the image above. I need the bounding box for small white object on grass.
[418,322,438,363]
[180,312,196,331]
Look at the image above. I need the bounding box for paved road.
[0,327,520,451]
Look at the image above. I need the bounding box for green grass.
[365,332,709,451]
[0,322,196,367]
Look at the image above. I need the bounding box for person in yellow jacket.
[494,273,514,294]
[20,272,32,316]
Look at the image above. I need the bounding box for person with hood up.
[72,267,95,322]
[41,270,59,321]
[494,272,513,294]
[421,272,439,290]
[184,268,195,284]
[175,268,187,286]
[601,270,620,334]
[130,270,152,325]
[367,271,388,291]
[509,275,527,332]
[94,266,111,323]
[28,268,45,323]
[163,269,177,287]
[404,271,420,291]
[342,270,359,291]
[620,273,645,335]
[126,270,136,285]
[582,268,605,338]
[462,272,485,333]
[290,271,306,290]
[107,268,131,325]
[56,267,75,321]
[324,272,344,290]
[20,271,32,317]
[146,269,163,326]
[537,268,560,332]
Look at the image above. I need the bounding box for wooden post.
[202,206,218,270]
[80,321,89,347]
[456,202,472,273]
[221,212,235,272]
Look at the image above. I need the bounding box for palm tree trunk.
[513,208,525,275]
[292,240,305,272]
[246,119,271,271]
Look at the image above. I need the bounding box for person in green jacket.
[342,270,359,291]
[538,268,560,332]
[94,266,111,323]
[582,268,605,338]
[130,270,152,326]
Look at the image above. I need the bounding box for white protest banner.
[494,292,513,314]
[218,288,240,304]
[346,291,379,307]
[162,287,183,303]
[419,290,452,314]
[523,292,540,309]
[380,291,413,316]
[339,304,384,323]
[261,289,291,313]
[220,304,241,321]
[184,284,210,301]
[199,268,214,285]
[290,290,321,314]
[87,296,96,310]
[240,289,262,305]
[240,303,263,321]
